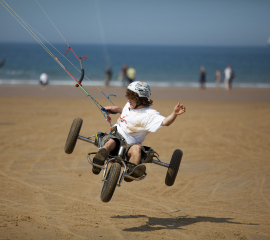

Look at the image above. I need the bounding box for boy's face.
[128,98,137,109]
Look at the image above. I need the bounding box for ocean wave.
[1,79,270,89]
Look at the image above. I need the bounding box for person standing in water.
[40,72,49,86]
[127,66,136,84]
[105,67,113,86]
[199,66,206,89]
[224,65,232,90]
[118,64,128,86]
[215,69,222,88]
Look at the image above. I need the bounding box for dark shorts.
[101,134,146,159]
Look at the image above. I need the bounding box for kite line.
[0,0,116,126]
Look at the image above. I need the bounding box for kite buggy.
[64,75,184,203]
[64,117,183,203]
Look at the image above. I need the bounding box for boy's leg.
[126,144,141,165]
[124,144,146,182]
[92,139,116,175]
[103,139,117,153]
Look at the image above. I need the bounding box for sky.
[0,0,270,46]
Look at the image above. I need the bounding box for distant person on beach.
[0,59,5,69]
[199,66,206,89]
[91,81,186,180]
[215,69,222,88]
[127,66,136,84]
[118,64,128,86]
[229,69,235,89]
[224,65,232,90]
[104,67,113,87]
[40,72,49,86]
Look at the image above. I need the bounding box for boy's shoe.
[124,164,146,182]
[92,148,108,175]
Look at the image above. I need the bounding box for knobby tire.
[64,117,83,154]
[100,162,121,202]
[165,149,183,186]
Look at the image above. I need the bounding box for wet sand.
[0,85,270,239]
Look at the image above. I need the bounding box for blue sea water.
[0,43,270,88]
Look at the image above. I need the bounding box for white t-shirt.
[224,67,232,81]
[40,73,48,84]
[115,102,165,144]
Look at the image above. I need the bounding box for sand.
[0,85,270,240]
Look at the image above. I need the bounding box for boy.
[93,81,186,180]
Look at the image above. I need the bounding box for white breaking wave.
[1,79,270,89]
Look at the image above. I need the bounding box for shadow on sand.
[111,215,257,232]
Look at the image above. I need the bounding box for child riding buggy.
[64,81,185,202]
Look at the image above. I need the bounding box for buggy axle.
[78,135,95,144]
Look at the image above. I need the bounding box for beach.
[0,85,270,239]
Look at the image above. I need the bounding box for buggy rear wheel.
[165,149,183,186]
[64,117,83,154]
[100,162,121,203]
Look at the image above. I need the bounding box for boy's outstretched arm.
[161,103,186,127]
[104,106,123,114]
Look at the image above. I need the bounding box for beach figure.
[229,69,235,89]
[215,69,222,88]
[224,65,232,90]
[118,64,128,87]
[40,72,49,85]
[199,66,206,89]
[0,58,5,69]
[104,67,113,86]
[127,66,136,84]
[91,81,186,180]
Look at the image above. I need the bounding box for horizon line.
[0,41,269,48]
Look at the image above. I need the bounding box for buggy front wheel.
[100,162,121,203]
[165,149,183,186]
[64,117,83,154]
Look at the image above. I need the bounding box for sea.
[0,42,270,88]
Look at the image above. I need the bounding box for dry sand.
[0,85,270,240]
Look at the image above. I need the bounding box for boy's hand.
[161,102,186,126]
[174,103,186,115]
[102,106,123,114]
